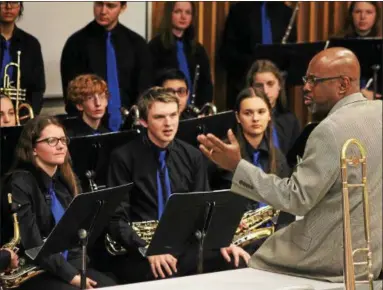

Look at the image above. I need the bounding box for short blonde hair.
[67,74,110,104]
[137,87,179,121]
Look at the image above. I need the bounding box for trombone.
[341,138,374,290]
[0,51,34,125]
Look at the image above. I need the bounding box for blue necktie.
[176,40,193,103]
[261,2,273,45]
[1,40,13,81]
[106,32,122,132]
[48,183,68,260]
[157,151,172,219]
[272,125,280,149]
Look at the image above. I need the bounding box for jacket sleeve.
[131,38,153,105]
[219,5,255,73]
[195,44,213,106]
[107,150,147,252]
[0,250,11,272]
[27,38,46,115]
[60,35,83,115]
[192,153,211,192]
[8,173,78,283]
[231,123,340,216]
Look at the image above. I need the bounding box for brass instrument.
[105,220,158,256]
[281,2,300,44]
[120,105,141,129]
[341,139,374,290]
[232,205,280,247]
[105,205,278,255]
[0,51,34,126]
[0,194,44,289]
[186,102,218,117]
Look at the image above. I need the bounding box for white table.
[101,268,349,290]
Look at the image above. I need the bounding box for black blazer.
[219,2,297,107]
[148,34,213,107]
[0,27,46,114]
[61,21,153,115]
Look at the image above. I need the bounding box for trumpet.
[0,51,34,125]
[341,139,374,290]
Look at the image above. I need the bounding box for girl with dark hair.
[0,93,16,127]
[246,59,301,155]
[209,87,294,253]
[1,116,116,289]
[334,1,382,38]
[0,1,46,114]
[148,2,213,108]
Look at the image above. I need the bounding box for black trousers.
[109,245,247,284]
[17,258,117,290]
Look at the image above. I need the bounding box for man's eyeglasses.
[302,75,343,86]
[0,2,21,8]
[164,87,188,97]
[35,137,70,147]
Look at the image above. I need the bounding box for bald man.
[197,47,382,282]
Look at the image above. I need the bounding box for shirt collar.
[245,135,269,158]
[328,92,366,116]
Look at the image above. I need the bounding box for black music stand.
[68,129,140,191]
[176,111,236,148]
[143,189,247,273]
[0,125,23,177]
[252,41,327,86]
[25,183,133,289]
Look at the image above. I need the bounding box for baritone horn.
[341,138,374,290]
[0,51,34,125]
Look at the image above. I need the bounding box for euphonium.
[0,194,44,289]
[0,51,34,125]
[341,139,374,290]
[105,205,279,255]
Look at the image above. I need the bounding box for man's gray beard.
[307,102,317,114]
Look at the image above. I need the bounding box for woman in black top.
[246,59,301,155]
[210,87,294,254]
[0,2,46,114]
[1,116,115,289]
[148,2,213,108]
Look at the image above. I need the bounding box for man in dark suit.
[219,2,297,109]
[61,1,152,131]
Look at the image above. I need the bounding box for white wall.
[17,2,148,98]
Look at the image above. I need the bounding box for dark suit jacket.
[219,2,297,108]
[61,21,153,115]
[0,27,46,114]
[0,250,10,272]
[149,35,213,107]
